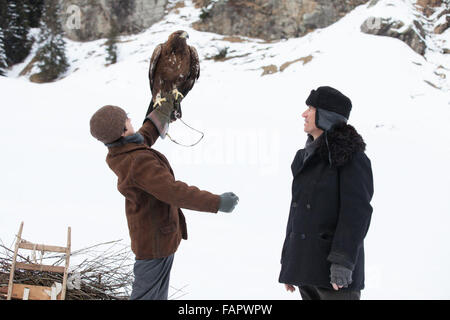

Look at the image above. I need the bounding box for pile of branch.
[0,240,134,300]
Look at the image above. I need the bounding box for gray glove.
[219,192,239,213]
[330,263,353,288]
[147,94,176,138]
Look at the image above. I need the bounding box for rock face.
[192,0,210,8]
[193,0,369,41]
[416,0,445,17]
[418,0,450,36]
[361,0,449,56]
[60,0,167,41]
[361,17,427,55]
[434,8,450,34]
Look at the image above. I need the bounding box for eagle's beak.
[180,32,189,39]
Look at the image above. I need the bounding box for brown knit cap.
[90,105,128,144]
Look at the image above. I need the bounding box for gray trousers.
[299,285,361,300]
[130,254,174,300]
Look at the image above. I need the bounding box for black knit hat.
[305,86,352,119]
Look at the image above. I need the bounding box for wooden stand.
[5,222,71,300]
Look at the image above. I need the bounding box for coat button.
[300,234,306,240]
[306,204,311,210]
[292,202,297,208]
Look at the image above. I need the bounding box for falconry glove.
[330,263,353,288]
[147,94,176,139]
[218,192,239,213]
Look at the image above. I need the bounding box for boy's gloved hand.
[219,192,239,213]
[147,94,177,138]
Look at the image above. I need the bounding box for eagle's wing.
[190,46,200,80]
[149,44,162,92]
[181,45,200,97]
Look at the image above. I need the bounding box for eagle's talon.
[154,97,167,109]
[172,89,184,102]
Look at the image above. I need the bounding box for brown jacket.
[106,120,221,259]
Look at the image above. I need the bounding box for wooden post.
[7,222,24,300]
[61,226,71,300]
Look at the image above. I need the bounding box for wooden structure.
[5,222,71,300]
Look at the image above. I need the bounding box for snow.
[1,0,449,299]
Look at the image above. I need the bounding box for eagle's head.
[173,30,189,39]
[169,30,189,44]
[168,30,189,52]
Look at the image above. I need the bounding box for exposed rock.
[192,0,210,8]
[30,72,52,83]
[19,56,39,77]
[424,79,441,89]
[437,7,450,19]
[261,64,278,76]
[220,36,249,43]
[193,0,369,41]
[60,0,167,41]
[434,20,450,33]
[279,55,313,72]
[361,17,427,55]
[361,0,449,56]
[434,13,450,34]
[204,47,251,61]
[206,46,229,61]
[173,1,186,9]
[434,70,446,79]
[261,55,313,76]
[367,0,380,8]
[416,0,444,17]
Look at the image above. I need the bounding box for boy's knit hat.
[90,105,127,144]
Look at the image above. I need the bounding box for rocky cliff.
[361,0,449,56]
[193,0,369,41]
[60,0,167,41]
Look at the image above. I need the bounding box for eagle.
[147,30,200,120]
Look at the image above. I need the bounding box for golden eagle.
[147,30,200,120]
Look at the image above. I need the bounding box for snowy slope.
[1,0,449,299]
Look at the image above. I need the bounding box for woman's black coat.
[279,123,374,290]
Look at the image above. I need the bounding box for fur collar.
[313,123,366,167]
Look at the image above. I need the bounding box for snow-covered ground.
[1,0,449,299]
